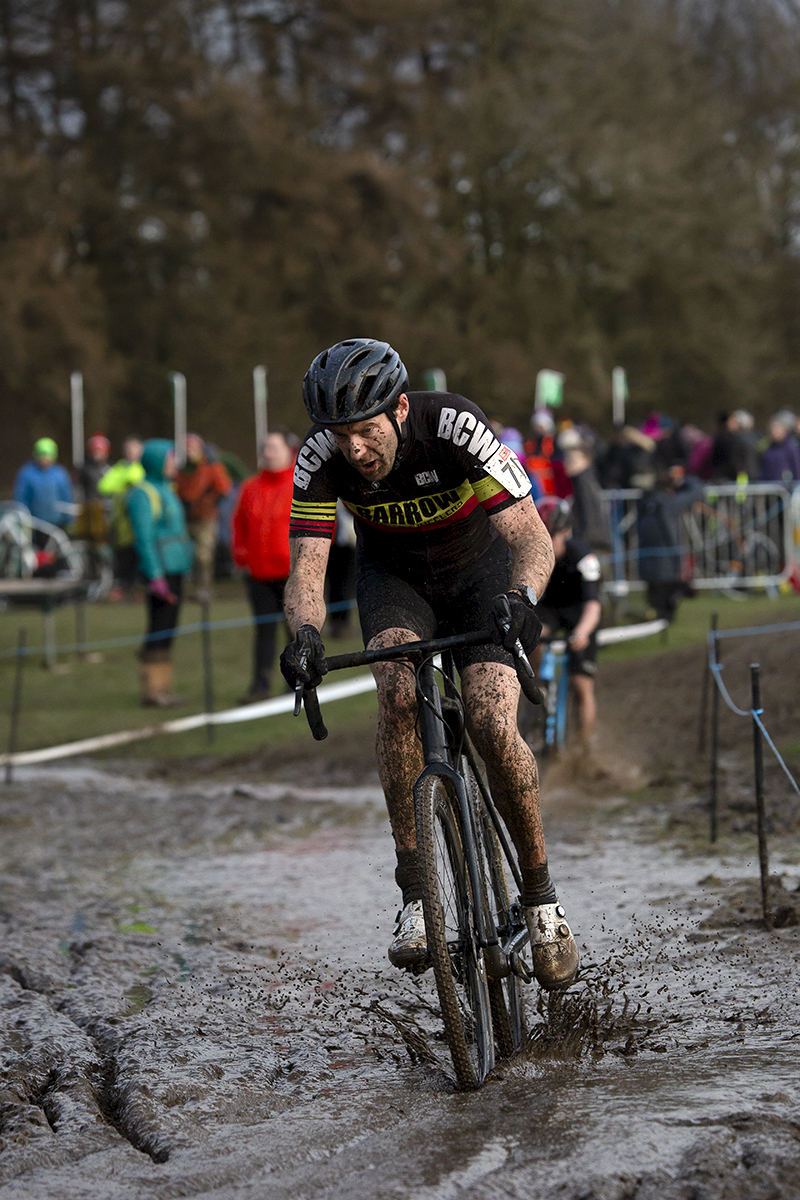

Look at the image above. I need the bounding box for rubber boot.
[140,661,184,708]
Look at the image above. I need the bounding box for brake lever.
[293,647,310,716]
[496,594,543,704]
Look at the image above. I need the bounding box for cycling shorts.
[536,604,597,678]
[357,536,514,671]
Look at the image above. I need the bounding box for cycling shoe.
[388,900,429,970]
[525,902,579,990]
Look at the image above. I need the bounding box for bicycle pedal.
[405,957,432,977]
[510,951,533,984]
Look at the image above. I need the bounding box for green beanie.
[34,437,58,460]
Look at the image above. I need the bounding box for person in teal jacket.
[126,439,194,706]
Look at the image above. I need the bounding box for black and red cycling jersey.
[289,391,531,576]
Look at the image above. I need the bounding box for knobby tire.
[463,761,529,1058]
[415,775,494,1089]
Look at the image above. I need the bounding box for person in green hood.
[126,439,194,706]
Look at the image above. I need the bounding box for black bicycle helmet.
[536,496,573,535]
[302,339,409,426]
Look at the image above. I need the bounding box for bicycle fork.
[413,658,509,981]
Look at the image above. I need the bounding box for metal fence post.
[750,663,772,929]
[6,629,27,785]
[698,610,714,755]
[709,612,721,843]
[201,596,215,744]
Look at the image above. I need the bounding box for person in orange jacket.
[232,429,296,703]
[175,432,232,598]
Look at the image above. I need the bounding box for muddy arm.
[283,537,331,636]
[488,495,555,600]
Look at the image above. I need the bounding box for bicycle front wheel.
[415,775,495,1089]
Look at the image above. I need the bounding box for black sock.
[521,862,558,908]
[395,848,422,906]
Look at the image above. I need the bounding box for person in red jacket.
[232,429,296,703]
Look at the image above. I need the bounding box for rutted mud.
[1,728,800,1198]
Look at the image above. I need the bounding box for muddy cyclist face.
[330,394,409,482]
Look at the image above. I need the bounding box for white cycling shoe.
[526,902,580,990]
[388,900,429,969]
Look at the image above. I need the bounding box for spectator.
[636,465,704,623]
[595,426,655,490]
[98,437,145,597]
[534,497,602,749]
[524,411,571,497]
[685,424,715,480]
[127,439,194,707]
[13,437,74,532]
[710,411,752,483]
[563,444,610,551]
[175,432,232,599]
[74,432,111,550]
[760,413,800,485]
[733,409,761,479]
[231,430,295,703]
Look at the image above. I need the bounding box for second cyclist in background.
[534,497,602,751]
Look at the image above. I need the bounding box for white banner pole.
[70,372,85,468]
[253,365,268,459]
[612,366,627,429]
[171,372,187,467]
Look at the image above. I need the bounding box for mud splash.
[1,761,800,1199]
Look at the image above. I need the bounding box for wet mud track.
[1,762,800,1199]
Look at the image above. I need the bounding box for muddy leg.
[369,628,424,853]
[570,674,596,746]
[461,660,547,871]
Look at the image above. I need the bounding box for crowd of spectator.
[5,401,799,703]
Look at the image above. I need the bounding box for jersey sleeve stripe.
[289,499,337,538]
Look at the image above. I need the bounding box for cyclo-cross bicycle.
[293,609,543,1089]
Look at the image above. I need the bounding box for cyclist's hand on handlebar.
[280,625,328,690]
[491,592,543,655]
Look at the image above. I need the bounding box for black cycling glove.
[491,592,543,655]
[280,625,328,690]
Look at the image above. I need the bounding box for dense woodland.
[3,0,800,477]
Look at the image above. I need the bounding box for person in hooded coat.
[126,439,194,706]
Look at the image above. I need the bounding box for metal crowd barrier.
[601,482,797,595]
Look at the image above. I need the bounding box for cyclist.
[533,497,602,748]
[280,339,580,990]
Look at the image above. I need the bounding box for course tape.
[712,619,800,640]
[0,674,378,767]
[708,647,800,799]
[0,600,356,661]
[0,619,668,768]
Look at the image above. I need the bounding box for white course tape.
[0,674,377,767]
[0,620,667,768]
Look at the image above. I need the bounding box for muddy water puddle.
[1,763,800,1199]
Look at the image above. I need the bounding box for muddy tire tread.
[415,775,490,1089]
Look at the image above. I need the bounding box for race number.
[483,445,531,499]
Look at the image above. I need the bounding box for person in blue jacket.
[13,438,74,533]
[126,439,194,706]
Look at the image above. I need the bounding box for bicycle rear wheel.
[415,774,495,1089]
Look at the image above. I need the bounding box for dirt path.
[1,754,800,1199]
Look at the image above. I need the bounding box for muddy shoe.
[526,902,579,990]
[388,900,429,970]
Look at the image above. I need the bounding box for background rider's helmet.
[302,339,409,426]
[536,495,573,535]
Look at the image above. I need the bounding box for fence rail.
[601,482,798,595]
